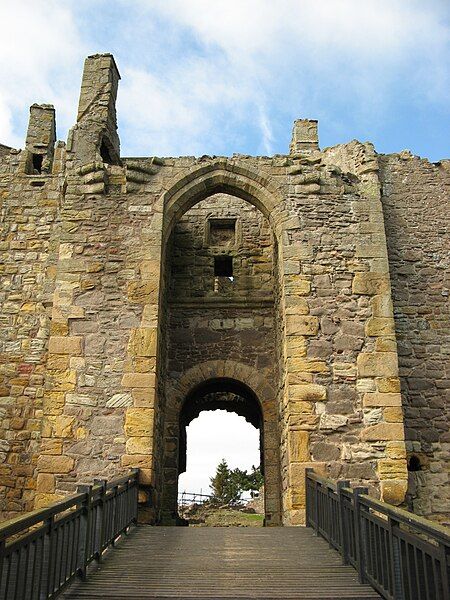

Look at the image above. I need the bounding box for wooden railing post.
[111,485,119,545]
[132,469,139,524]
[326,484,333,548]
[305,468,313,528]
[77,485,92,581]
[388,514,404,600]
[353,486,368,584]
[337,479,350,565]
[439,542,450,600]
[94,479,107,562]
[44,514,55,598]
[313,478,320,536]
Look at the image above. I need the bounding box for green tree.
[210,459,241,504]
[231,465,264,495]
[210,460,263,504]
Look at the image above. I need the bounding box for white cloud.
[0,0,86,147]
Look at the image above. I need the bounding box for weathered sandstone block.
[48,336,82,355]
[124,408,154,437]
[352,273,390,295]
[121,372,156,388]
[363,392,402,407]
[286,315,319,336]
[37,455,74,474]
[357,352,398,378]
[361,422,405,441]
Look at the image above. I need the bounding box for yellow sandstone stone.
[365,317,395,336]
[361,422,405,441]
[50,322,69,336]
[126,436,153,455]
[48,336,82,355]
[76,427,87,440]
[121,372,156,388]
[363,392,402,407]
[290,401,314,414]
[287,358,329,373]
[375,337,397,352]
[357,352,398,378]
[288,383,327,402]
[385,442,407,460]
[128,328,157,357]
[140,260,160,278]
[380,479,408,506]
[121,454,153,469]
[36,473,55,493]
[285,336,307,357]
[34,493,65,509]
[37,455,74,474]
[39,439,63,455]
[127,281,158,303]
[383,406,403,422]
[284,275,311,296]
[53,415,75,438]
[376,377,401,393]
[288,462,326,508]
[378,459,408,479]
[132,388,155,408]
[286,315,319,336]
[288,430,310,462]
[352,273,390,295]
[124,408,154,436]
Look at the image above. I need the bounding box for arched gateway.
[1,54,421,528]
[161,361,281,525]
[155,165,284,525]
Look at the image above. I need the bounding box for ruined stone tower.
[0,54,448,526]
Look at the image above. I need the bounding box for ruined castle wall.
[0,149,60,518]
[0,54,426,526]
[276,150,408,523]
[380,154,450,524]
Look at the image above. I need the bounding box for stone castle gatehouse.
[0,54,448,526]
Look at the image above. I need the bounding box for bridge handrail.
[0,469,139,599]
[305,469,450,600]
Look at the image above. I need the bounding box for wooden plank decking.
[63,525,381,599]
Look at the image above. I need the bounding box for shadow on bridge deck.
[63,525,380,599]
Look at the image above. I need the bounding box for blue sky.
[1,0,449,160]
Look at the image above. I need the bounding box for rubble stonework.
[0,54,448,525]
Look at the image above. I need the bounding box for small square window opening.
[214,256,233,278]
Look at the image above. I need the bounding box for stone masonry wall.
[2,53,447,527]
[169,194,274,300]
[0,123,62,518]
[380,153,450,524]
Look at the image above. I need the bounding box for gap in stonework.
[178,410,264,526]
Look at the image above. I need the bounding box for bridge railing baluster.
[0,469,139,599]
[305,470,450,600]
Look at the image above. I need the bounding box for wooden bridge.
[1,471,449,600]
[62,525,379,599]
